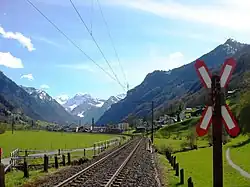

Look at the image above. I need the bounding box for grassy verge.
[157,154,180,187]
[5,168,58,187]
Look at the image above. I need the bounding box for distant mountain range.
[0,67,125,125]
[55,93,126,124]
[1,38,249,127]
[0,72,76,124]
[97,39,250,125]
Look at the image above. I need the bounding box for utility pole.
[91,117,94,131]
[12,117,14,134]
[151,101,154,143]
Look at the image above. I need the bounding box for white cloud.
[20,74,34,81]
[0,52,24,68]
[0,26,35,52]
[40,84,50,90]
[106,0,250,32]
[33,36,63,48]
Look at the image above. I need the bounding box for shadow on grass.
[175,183,184,186]
[231,138,250,148]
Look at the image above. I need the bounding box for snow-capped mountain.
[56,93,126,124]
[62,93,104,112]
[21,86,53,102]
[20,86,76,123]
[115,93,126,100]
[55,94,69,105]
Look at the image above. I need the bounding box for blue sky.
[1,0,250,99]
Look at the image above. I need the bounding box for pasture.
[0,130,117,158]
[154,118,250,187]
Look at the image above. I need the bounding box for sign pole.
[212,75,223,187]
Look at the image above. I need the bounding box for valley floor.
[0,130,116,158]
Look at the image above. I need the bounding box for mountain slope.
[0,71,43,121]
[21,86,76,124]
[80,95,125,124]
[55,95,69,105]
[97,39,248,125]
[0,72,76,124]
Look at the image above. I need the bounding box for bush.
[186,130,197,149]
[0,123,7,134]
[158,144,174,154]
[222,134,231,145]
[180,141,190,150]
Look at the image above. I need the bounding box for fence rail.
[9,137,123,161]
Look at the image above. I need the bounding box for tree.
[238,91,250,135]
[186,128,197,149]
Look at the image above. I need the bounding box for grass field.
[3,131,129,187]
[5,169,58,187]
[159,145,250,187]
[228,136,250,173]
[155,118,250,187]
[0,131,118,158]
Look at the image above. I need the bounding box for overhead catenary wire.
[25,0,125,90]
[69,0,126,91]
[96,0,129,91]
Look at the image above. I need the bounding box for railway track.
[54,137,143,187]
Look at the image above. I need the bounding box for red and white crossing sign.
[195,58,240,137]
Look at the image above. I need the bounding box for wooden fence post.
[62,155,66,166]
[67,153,71,165]
[187,177,194,187]
[180,169,184,184]
[170,156,173,166]
[23,158,29,178]
[0,163,5,187]
[175,163,179,176]
[93,144,96,156]
[173,156,176,169]
[165,151,169,160]
[54,156,58,169]
[44,155,48,172]
[84,149,86,157]
[58,149,61,155]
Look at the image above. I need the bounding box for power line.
[69,0,126,91]
[96,0,128,91]
[25,0,124,89]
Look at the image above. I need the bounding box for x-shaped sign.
[194,58,240,137]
